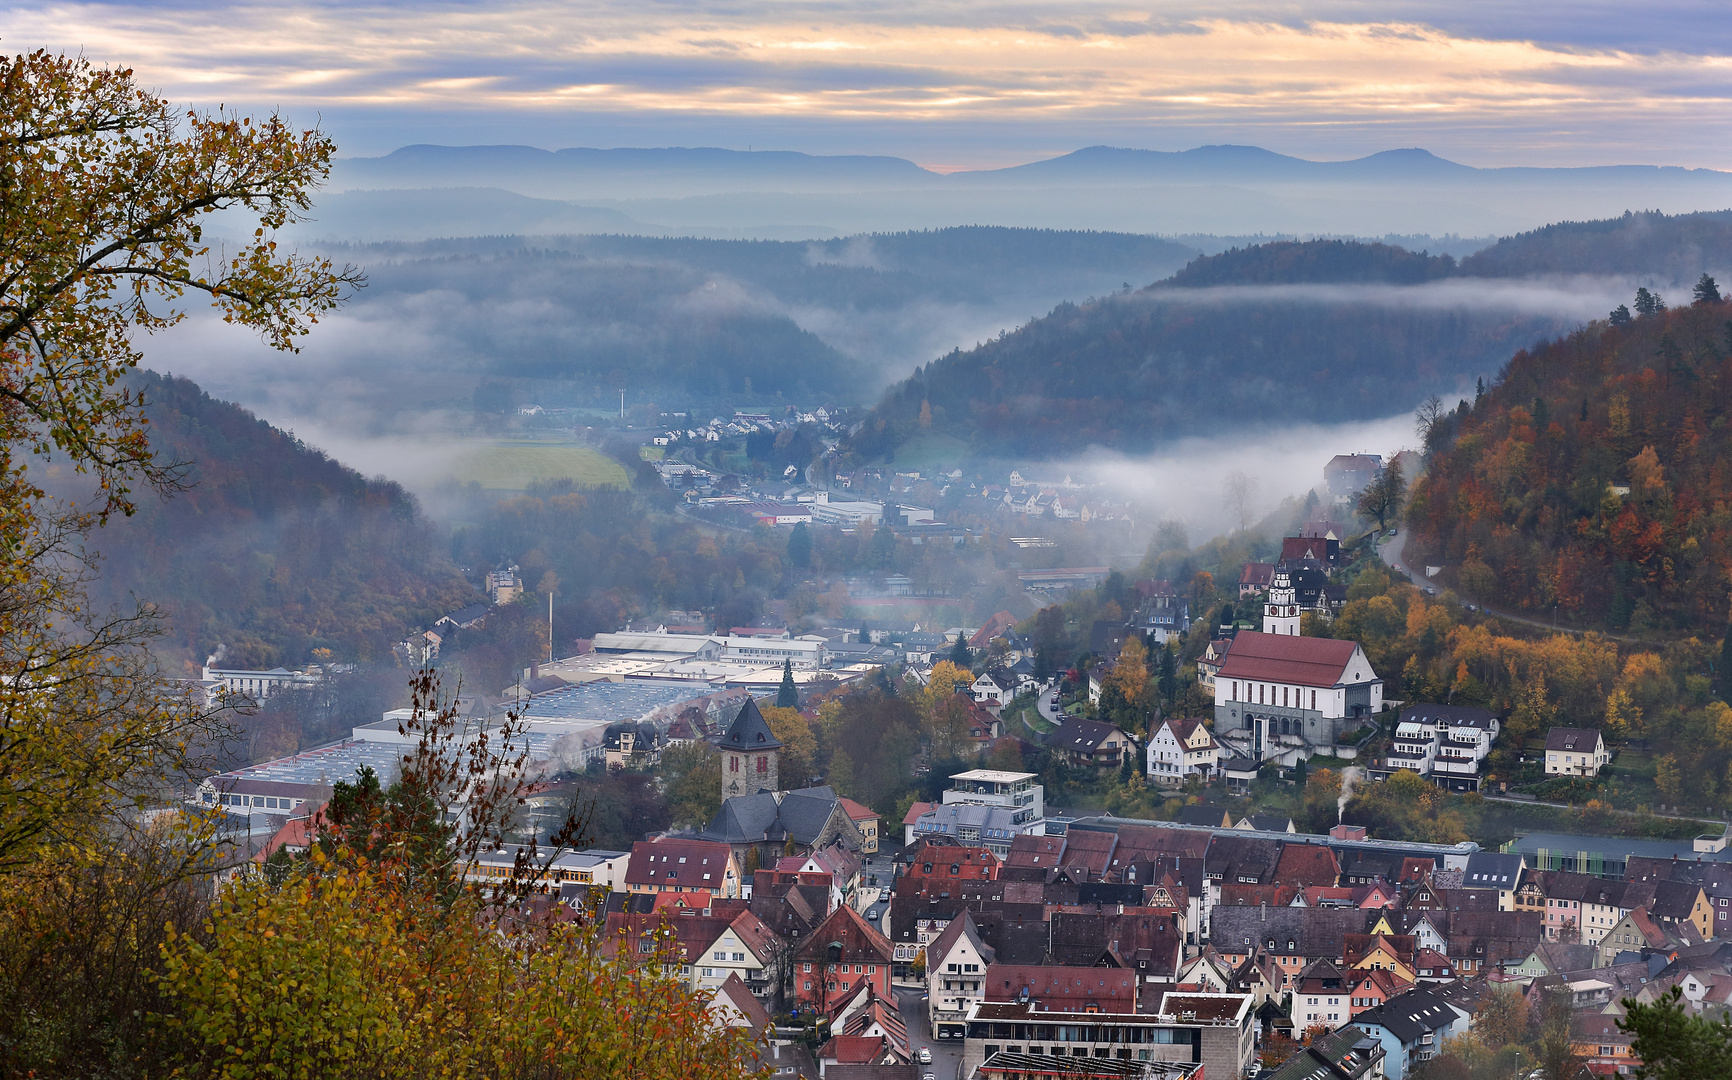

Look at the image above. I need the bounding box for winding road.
[1377,529,1641,642]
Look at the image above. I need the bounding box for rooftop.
[514,681,716,724]
[951,769,1037,784]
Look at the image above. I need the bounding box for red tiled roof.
[625,837,735,888]
[903,800,935,826]
[837,797,878,822]
[1215,631,1363,688]
[1239,562,1275,586]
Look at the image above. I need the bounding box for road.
[1377,528,1642,643]
[896,984,964,1079]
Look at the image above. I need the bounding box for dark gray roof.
[1545,727,1602,753]
[1352,987,1460,1043]
[1462,852,1523,889]
[700,785,840,846]
[1050,716,1124,753]
[717,699,784,752]
[1399,703,1497,728]
[1177,805,1231,827]
[1206,835,1283,884]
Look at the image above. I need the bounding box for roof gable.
[1216,631,1370,688]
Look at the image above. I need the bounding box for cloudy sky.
[6,1,1731,170]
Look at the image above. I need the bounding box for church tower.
[1263,569,1302,636]
[717,699,783,800]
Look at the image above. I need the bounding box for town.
[191,446,1732,1080]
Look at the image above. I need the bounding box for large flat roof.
[1508,831,1732,863]
[514,681,713,723]
[951,769,1037,783]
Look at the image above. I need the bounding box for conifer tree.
[778,658,799,708]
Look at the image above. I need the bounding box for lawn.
[452,442,629,491]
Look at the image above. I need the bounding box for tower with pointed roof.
[1263,569,1301,636]
[718,699,783,800]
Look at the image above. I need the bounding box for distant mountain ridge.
[326,143,1732,242]
[338,142,1732,191]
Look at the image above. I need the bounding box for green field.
[452,442,629,491]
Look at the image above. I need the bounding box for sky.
[6,2,1732,171]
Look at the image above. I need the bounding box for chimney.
[1331,824,1368,842]
[531,661,541,680]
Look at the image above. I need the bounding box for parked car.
[919,1047,933,1063]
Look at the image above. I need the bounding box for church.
[1212,570,1383,760]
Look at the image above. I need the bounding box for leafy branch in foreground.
[158,668,764,1080]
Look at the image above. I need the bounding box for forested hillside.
[1459,210,1732,279]
[74,372,476,673]
[1157,238,1457,287]
[848,286,1559,458]
[1405,289,1732,633]
[845,210,1732,461]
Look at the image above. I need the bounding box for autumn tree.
[760,704,817,786]
[1357,455,1406,532]
[661,742,722,828]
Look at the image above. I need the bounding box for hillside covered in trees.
[844,210,1732,461]
[1405,286,1732,634]
[72,372,477,674]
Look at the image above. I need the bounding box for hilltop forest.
[844,210,1732,462]
[1405,288,1732,634]
[70,372,476,675]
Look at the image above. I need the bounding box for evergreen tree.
[777,659,799,709]
[1720,624,1732,706]
[1694,273,1722,306]
[786,522,812,569]
[950,632,971,668]
[1619,985,1732,1080]
[1610,304,1633,326]
[1635,286,1667,317]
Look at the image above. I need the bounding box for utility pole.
[618,388,626,420]
[549,590,554,663]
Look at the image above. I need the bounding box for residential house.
[1148,717,1220,786]
[1177,805,1233,828]
[1541,872,1652,945]
[971,672,1016,712]
[840,798,882,854]
[1049,716,1135,772]
[1544,727,1609,777]
[1573,1011,1638,1076]
[792,904,895,1010]
[1294,960,1352,1034]
[624,837,742,900]
[1597,907,1675,966]
[602,720,662,770]
[1350,988,1469,1080]
[1239,563,1276,598]
[1460,852,1524,910]
[1238,814,1297,833]
[706,972,772,1038]
[927,911,995,1039]
[1264,1025,1386,1080]
[1197,636,1234,690]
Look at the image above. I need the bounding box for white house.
[926,910,995,1040]
[1545,728,1609,776]
[1378,705,1499,792]
[1148,716,1220,786]
[1295,961,1351,1035]
[970,672,1015,711]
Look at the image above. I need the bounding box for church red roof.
[1216,631,1364,688]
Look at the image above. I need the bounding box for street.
[895,984,965,1080]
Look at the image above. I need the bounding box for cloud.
[6,2,1732,169]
